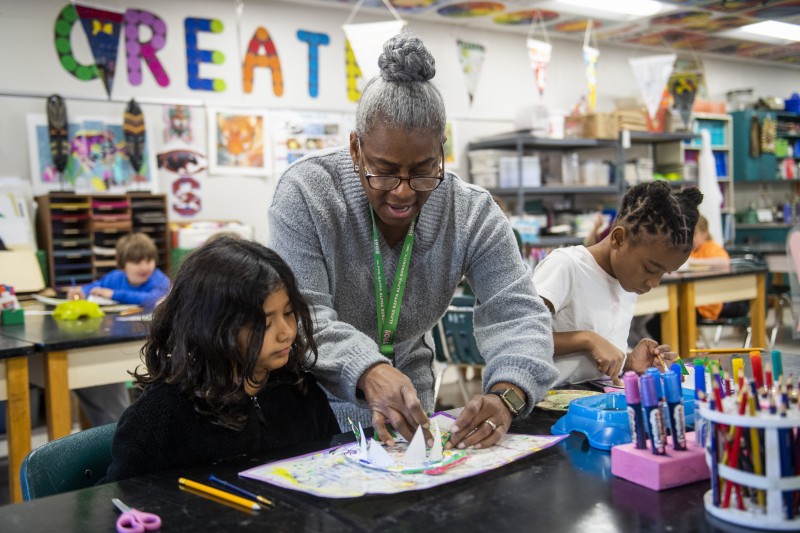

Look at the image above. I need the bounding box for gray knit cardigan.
[269,147,556,429]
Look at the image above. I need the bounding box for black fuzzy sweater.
[103,370,339,482]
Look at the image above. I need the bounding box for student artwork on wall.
[207,108,270,177]
[159,105,206,217]
[444,121,458,170]
[271,111,348,177]
[26,114,156,195]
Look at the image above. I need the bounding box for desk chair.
[432,295,485,407]
[696,252,766,349]
[19,422,116,500]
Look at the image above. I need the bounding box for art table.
[0,411,716,531]
[0,312,147,502]
[0,336,35,503]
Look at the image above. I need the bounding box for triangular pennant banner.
[629,54,676,121]
[583,45,599,112]
[75,4,124,97]
[527,38,552,97]
[457,40,486,106]
[669,70,702,129]
[342,20,407,81]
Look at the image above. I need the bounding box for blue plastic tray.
[550,390,696,451]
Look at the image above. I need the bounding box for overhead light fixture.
[554,0,668,18]
[738,20,800,42]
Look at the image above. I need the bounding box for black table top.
[0,411,726,533]
[661,262,768,285]
[0,335,35,360]
[0,312,148,352]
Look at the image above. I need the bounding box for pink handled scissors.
[112,498,162,533]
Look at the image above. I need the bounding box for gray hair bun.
[378,32,436,83]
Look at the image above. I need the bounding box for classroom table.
[633,283,679,351]
[0,336,35,504]
[0,312,148,502]
[0,409,722,532]
[0,410,719,530]
[672,263,768,358]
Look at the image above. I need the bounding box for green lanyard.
[370,207,416,358]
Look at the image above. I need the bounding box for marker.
[645,367,668,445]
[694,359,706,399]
[641,374,666,455]
[179,477,261,510]
[765,362,774,391]
[731,357,744,392]
[624,371,647,450]
[209,474,274,507]
[751,351,764,389]
[664,370,687,451]
[772,350,784,380]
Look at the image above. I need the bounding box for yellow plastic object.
[53,300,105,321]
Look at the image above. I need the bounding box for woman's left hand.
[445,393,513,450]
[627,339,678,373]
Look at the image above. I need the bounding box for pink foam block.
[611,431,709,491]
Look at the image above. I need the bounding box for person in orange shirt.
[690,215,748,320]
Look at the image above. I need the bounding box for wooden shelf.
[36,193,171,289]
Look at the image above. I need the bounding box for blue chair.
[432,294,486,407]
[19,423,116,500]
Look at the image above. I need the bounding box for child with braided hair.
[534,181,703,387]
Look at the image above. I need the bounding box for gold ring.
[484,419,497,431]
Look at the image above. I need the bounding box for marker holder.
[611,431,709,491]
[700,404,800,531]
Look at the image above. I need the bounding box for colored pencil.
[179,477,262,510]
[209,475,274,507]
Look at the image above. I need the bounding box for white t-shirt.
[533,246,636,386]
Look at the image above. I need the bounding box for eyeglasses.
[357,138,445,192]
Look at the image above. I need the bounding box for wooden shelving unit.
[36,192,171,289]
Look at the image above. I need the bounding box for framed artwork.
[444,121,459,170]
[207,108,271,177]
[26,113,157,195]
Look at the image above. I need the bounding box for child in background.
[690,215,748,319]
[533,182,703,387]
[67,233,170,426]
[67,233,169,308]
[103,237,339,482]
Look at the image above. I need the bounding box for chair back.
[433,294,485,366]
[20,422,116,500]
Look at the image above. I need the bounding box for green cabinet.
[731,110,778,181]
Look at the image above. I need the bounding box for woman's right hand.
[357,363,432,446]
[587,332,625,385]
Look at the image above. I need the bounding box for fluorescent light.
[739,21,800,42]
[555,0,667,18]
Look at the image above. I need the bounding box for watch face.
[503,388,525,412]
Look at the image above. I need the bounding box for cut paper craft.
[402,426,427,465]
[527,38,552,97]
[367,438,395,467]
[629,54,676,120]
[171,176,201,216]
[163,105,193,144]
[429,421,443,462]
[668,70,701,128]
[583,45,599,112]
[243,27,283,95]
[241,413,566,498]
[345,39,363,103]
[185,17,226,92]
[54,4,99,82]
[297,30,330,98]
[457,40,486,106]
[343,20,407,81]
[46,95,69,176]
[123,99,145,174]
[74,4,124,97]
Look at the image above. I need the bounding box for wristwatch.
[487,388,525,416]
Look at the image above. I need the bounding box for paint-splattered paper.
[240,413,565,498]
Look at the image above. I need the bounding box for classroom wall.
[0,0,798,243]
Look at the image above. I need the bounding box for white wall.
[1,0,798,243]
